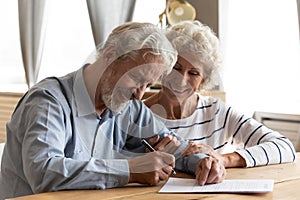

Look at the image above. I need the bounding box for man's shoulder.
[16,74,75,112]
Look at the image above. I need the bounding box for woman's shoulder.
[195,92,231,113]
[196,92,221,105]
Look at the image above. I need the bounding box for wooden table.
[8,153,300,200]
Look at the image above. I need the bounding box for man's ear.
[103,45,117,64]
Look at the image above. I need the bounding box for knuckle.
[148,172,160,185]
[156,146,164,151]
[202,162,210,170]
[165,135,173,140]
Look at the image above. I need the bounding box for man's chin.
[102,93,129,113]
[108,102,128,113]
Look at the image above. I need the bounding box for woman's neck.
[145,91,198,120]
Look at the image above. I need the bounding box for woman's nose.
[175,73,188,86]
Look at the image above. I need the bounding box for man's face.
[98,52,166,112]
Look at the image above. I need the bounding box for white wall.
[220,0,300,116]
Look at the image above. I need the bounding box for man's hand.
[128,151,175,185]
[195,156,226,186]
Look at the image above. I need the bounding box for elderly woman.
[144,20,296,168]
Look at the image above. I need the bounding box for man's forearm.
[175,153,208,174]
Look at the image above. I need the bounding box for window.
[0,0,164,92]
[0,0,25,91]
[38,1,94,80]
[0,0,299,118]
[220,0,300,116]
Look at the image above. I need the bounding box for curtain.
[18,0,48,88]
[297,0,300,40]
[86,0,136,47]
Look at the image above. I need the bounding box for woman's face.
[162,53,204,101]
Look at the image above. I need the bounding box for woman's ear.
[103,45,117,65]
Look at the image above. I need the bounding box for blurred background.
[0,0,299,117]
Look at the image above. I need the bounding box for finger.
[182,143,194,157]
[155,135,174,151]
[206,169,225,184]
[148,172,160,186]
[212,163,226,184]
[208,170,226,184]
[148,135,160,147]
[196,158,213,186]
[164,137,181,153]
[205,160,223,184]
[182,143,200,157]
[160,166,173,180]
[151,151,175,170]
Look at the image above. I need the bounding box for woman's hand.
[195,156,226,186]
[183,142,247,168]
[148,135,181,154]
[182,142,223,161]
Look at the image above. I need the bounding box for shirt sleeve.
[227,106,297,167]
[127,101,207,174]
[21,90,129,193]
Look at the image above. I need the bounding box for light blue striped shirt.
[0,66,206,199]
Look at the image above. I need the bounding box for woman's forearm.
[222,152,246,168]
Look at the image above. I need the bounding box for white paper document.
[159,178,274,193]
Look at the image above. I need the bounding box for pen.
[141,138,176,175]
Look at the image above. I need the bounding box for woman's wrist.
[221,152,246,168]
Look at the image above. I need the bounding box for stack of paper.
[159,178,274,193]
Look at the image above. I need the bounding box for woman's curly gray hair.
[166,20,222,90]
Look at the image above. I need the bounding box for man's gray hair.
[97,22,178,77]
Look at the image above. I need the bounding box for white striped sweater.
[154,94,296,167]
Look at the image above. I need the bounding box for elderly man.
[0,22,225,199]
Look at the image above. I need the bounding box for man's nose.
[133,84,148,100]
